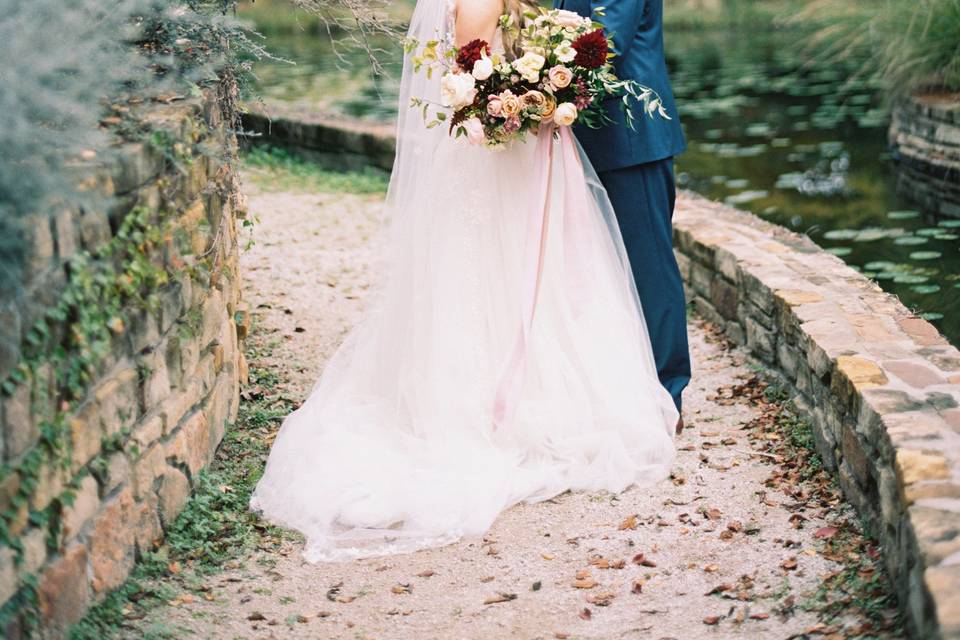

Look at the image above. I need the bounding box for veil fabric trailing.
[249,0,679,562]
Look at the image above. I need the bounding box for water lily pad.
[909,251,942,261]
[725,191,769,206]
[874,271,898,280]
[725,178,750,189]
[938,219,960,228]
[745,123,773,137]
[894,274,930,284]
[894,236,928,246]
[934,234,958,241]
[865,261,896,271]
[826,247,852,257]
[917,228,945,237]
[888,210,920,220]
[823,229,858,241]
[920,312,944,320]
[853,228,889,242]
[911,285,941,295]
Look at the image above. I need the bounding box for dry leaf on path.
[586,591,616,606]
[483,592,518,605]
[632,553,656,567]
[618,515,638,530]
[572,577,598,589]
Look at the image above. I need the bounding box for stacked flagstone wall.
[674,194,960,640]
[0,97,246,638]
[889,94,960,219]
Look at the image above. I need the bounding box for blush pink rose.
[548,65,573,90]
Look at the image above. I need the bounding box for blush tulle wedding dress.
[249,0,679,562]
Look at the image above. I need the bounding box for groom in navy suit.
[557,0,690,431]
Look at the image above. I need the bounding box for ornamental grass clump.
[794,0,960,97]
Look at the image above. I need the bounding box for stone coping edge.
[674,192,960,640]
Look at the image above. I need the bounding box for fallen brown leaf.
[586,591,616,607]
[483,592,517,605]
[618,515,638,530]
[706,583,733,595]
[571,577,598,589]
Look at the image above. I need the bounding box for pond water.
[241,20,960,346]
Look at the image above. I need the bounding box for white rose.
[471,54,494,81]
[554,41,576,63]
[513,51,546,83]
[554,9,586,29]
[440,72,477,109]
[554,102,578,126]
[463,117,485,145]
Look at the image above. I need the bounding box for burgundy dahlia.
[572,29,608,69]
[456,39,491,70]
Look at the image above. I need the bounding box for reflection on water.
[242,21,960,345]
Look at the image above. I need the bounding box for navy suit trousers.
[598,158,691,412]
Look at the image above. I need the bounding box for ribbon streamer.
[493,124,593,431]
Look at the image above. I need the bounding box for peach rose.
[548,65,573,90]
[521,90,546,111]
[500,90,521,117]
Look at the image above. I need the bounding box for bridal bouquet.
[405,7,670,147]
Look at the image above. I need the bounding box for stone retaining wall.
[0,99,246,637]
[241,104,395,172]
[889,94,960,219]
[674,194,960,639]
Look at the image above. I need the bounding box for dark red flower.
[456,39,491,71]
[572,29,608,69]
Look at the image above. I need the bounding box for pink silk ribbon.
[492,123,593,431]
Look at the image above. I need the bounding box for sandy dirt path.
[134,180,860,640]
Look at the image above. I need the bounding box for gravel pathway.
[135,178,858,639]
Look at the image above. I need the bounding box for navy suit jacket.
[556,0,686,171]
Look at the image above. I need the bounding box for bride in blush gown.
[249,0,679,562]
